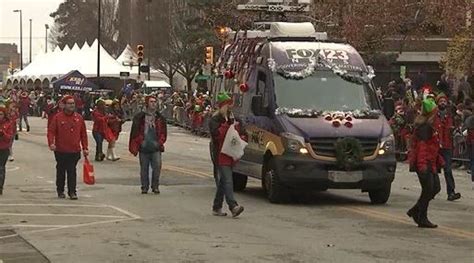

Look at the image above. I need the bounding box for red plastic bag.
[83,158,95,185]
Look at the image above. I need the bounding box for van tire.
[263,159,289,203]
[368,184,391,204]
[233,173,248,192]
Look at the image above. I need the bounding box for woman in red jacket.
[92,99,107,161]
[407,98,443,228]
[7,102,19,162]
[0,107,14,195]
[208,93,245,218]
[105,100,124,161]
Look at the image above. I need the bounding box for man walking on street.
[209,93,245,218]
[435,94,461,201]
[19,92,31,132]
[129,95,167,194]
[47,95,88,200]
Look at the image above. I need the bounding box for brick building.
[0,43,20,85]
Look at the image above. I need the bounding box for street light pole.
[97,0,101,87]
[13,9,23,70]
[45,24,49,53]
[29,19,32,63]
[147,0,152,81]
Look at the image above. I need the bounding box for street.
[0,117,472,262]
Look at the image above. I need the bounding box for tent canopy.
[52,70,98,92]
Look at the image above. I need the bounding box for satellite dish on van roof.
[270,22,327,40]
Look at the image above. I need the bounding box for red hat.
[145,95,156,105]
[61,95,74,103]
[436,93,448,104]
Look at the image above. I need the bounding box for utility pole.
[97,0,101,87]
[29,19,32,63]
[45,24,49,53]
[147,0,152,81]
[13,10,23,70]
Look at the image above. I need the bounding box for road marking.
[6,166,20,172]
[340,206,474,240]
[0,213,129,219]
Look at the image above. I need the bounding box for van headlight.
[378,134,395,155]
[281,132,309,154]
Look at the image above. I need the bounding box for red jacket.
[0,119,13,150]
[19,97,30,115]
[128,112,167,156]
[92,109,107,135]
[409,121,444,173]
[209,114,246,167]
[47,111,88,153]
[434,112,453,149]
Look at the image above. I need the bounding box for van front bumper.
[273,153,396,191]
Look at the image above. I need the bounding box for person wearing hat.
[18,91,31,132]
[407,98,443,228]
[92,98,107,161]
[105,99,124,161]
[47,95,89,200]
[0,106,14,195]
[129,95,167,194]
[434,93,461,201]
[208,93,245,218]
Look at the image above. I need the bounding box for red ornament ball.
[239,83,249,93]
[332,120,341,128]
[344,121,353,128]
[345,116,353,122]
[224,70,235,79]
[324,115,332,121]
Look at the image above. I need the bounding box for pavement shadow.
[240,186,370,207]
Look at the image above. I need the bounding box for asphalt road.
[0,117,473,263]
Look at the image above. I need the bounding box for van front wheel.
[263,159,289,203]
[233,173,248,192]
[368,184,391,204]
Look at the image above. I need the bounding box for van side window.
[257,71,269,108]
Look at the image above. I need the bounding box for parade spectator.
[7,102,19,162]
[47,95,88,200]
[458,76,472,104]
[209,93,245,218]
[435,94,461,201]
[0,107,14,195]
[407,98,442,228]
[129,95,167,194]
[92,99,107,162]
[18,92,31,132]
[463,108,474,188]
[75,93,84,116]
[105,100,124,161]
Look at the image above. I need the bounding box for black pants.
[54,152,81,195]
[0,149,10,190]
[412,171,441,219]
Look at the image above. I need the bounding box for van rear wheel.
[368,184,391,204]
[233,173,248,192]
[263,159,289,203]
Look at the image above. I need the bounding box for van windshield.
[274,71,378,112]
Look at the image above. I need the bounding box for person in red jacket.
[435,94,461,201]
[407,98,443,228]
[208,93,245,218]
[7,102,19,162]
[47,95,88,200]
[104,100,124,161]
[18,92,31,132]
[129,95,167,194]
[92,99,107,161]
[0,107,14,195]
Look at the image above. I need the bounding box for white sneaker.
[8,155,14,162]
[212,209,227,217]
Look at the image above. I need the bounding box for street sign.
[140,65,150,73]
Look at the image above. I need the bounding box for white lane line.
[0,213,129,219]
[7,224,70,228]
[0,203,108,208]
[6,166,20,172]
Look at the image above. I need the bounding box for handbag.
[83,158,95,185]
[220,123,248,161]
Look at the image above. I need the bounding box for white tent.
[9,39,128,82]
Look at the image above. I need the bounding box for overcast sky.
[0,0,64,63]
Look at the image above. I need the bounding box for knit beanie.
[217,92,232,108]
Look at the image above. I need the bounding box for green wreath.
[335,137,363,170]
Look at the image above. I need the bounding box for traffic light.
[137,44,144,64]
[205,46,214,65]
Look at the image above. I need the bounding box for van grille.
[309,137,379,158]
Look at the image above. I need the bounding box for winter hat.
[436,93,448,104]
[95,98,105,105]
[145,95,156,105]
[422,98,437,116]
[217,92,232,108]
[62,95,74,103]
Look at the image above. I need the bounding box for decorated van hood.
[269,41,367,73]
[276,114,391,140]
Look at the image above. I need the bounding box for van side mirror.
[251,95,267,116]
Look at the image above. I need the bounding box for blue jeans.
[139,151,162,191]
[213,166,238,211]
[440,149,456,195]
[93,131,104,157]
